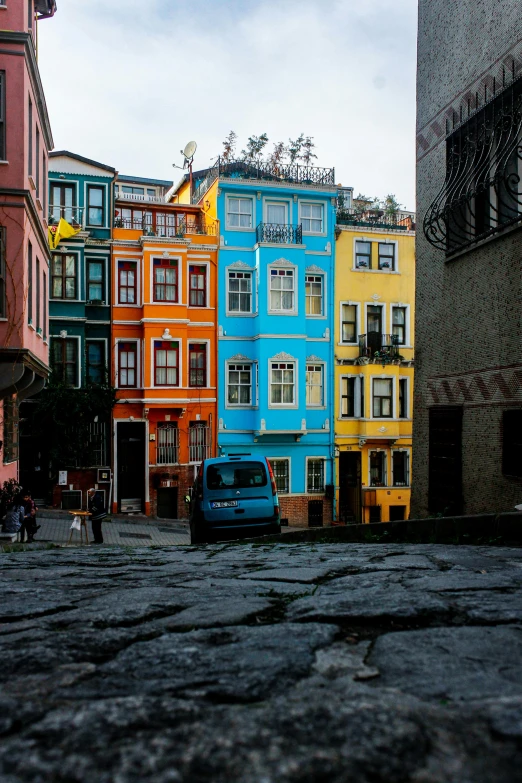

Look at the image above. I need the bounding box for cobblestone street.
[1,541,522,781]
[32,516,190,548]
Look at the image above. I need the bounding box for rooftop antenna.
[173,141,197,197]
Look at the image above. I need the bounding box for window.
[0,228,5,319]
[228,270,252,313]
[227,197,253,229]
[35,257,40,332]
[306,364,323,406]
[156,213,177,238]
[270,268,295,312]
[35,127,39,199]
[270,362,295,405]
[189,421,210,462]
[207,461,267,491]
[87,185,104,226]
[154,340,179,386]
[189,343,206,387]
[393,451,409,486]
[373,378,393,417]
[51,253,76,299]
[86,341,105,384]
[341,377,355,417]
[370,451,386,486]
[0,72,5,161]
[118,342,137,388]
[355,240,371,268]
[305,275,323,316]
[51,338,78,386]
[116,208,149,230]
[227,363,252,405]
[301,203,324,233]
[307,459,325,493]
[121,185,144,195]
[3,396,19,465]
[502,410,522,478]
[157,423,179,465]
[189,264,206,307]
[28,97,32,175]
[378,243,395,270]
[392,307,406,345]
[87,259,104,302]
[399,378,408,418]
[42,271,47,340]
[147,188,155,197]
[341,304,357,343]
[153,258,178,302]
[266,201,287,225]
[50,183,75,224]
[28,0,33,29]
[118,260,137,304]
[269,459,289,494]
[27,241,33,323]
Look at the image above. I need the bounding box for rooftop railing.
[337,209,415,231]
[115,191,167,205]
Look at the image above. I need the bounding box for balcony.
[256,222,303,244]
[113,212,217,237]
[337,209,415,232]
[115,191,167,205]
[358,333,401,362]
[48,205,84,228]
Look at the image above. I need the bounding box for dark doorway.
[308,499,323,527]
[117,421,146,512]
[428,406,463,515]
[157,487,178,519]
[367,305,383,355]
[339,452,362,523]
[369,506,381,523]
[389,505,406,521]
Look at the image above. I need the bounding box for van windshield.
[206,461,267,491]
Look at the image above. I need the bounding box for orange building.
[111,175,219,517]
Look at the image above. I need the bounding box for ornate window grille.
[424,75,522,254]
[157,423,179,465]
[189,422,210,463]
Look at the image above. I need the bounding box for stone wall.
[413,0,522,517]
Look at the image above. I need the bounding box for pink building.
[0,1,56,484]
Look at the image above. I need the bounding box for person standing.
[87,488,106,544]
[21,491,39,543]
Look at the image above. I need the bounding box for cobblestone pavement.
[32,516,190,547]
[1,542,522,782]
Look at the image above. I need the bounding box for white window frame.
[115,256,141,307]
[339,374,364,418]
[150,255,182,305]
[267,264,297,315]
[369,449,387,487]
[299,200,326,236]
[390,303,411,347]
[353,237,400,273]
[264,198,290,225]
[187,339,210,389]
[268,457,291,494]
[398,375,410,419]
[49,334,81,389]
[151,336,182,389]
[226,267,254,315]
[226,360,254,408]
[85,337,108,384]
[187,260,210,308]
[305,273,324,317]
[371,375,394,419]
[354,238,372,269]
[306,362,325,408]
[306,456,326,493]
[115,338,141,389]
[50,250,81,302]
[364,301,387,337]
[85,255,108,304]
[391,448,410,487]
[339,300,360,345]
[156,422,180,466]
[225,195,255,231]
[268,359,297,408]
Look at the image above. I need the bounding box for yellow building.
[334,208,415,523]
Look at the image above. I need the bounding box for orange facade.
[111,199,218,516]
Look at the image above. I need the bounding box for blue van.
[189,455,281,544]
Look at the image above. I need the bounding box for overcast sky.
[38,0,417,209]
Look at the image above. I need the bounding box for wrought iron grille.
[358,333,400,360]
[191,157,335,204]
[256,222,303,244]
[113,213,216,236]
[65,422,108,468]
[424,75,522,254]
[189,423,210,463]
[157,423,179,465]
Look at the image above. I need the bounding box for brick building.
[413,0,522,516]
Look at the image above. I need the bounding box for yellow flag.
[48,218,81,250]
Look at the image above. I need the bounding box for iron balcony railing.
[113,213,217,236]
[337,209,415,231]
[48,205,84,227]
[359,333,401,360]
[157,425,179,465]
[115,191,167,205]
[191,156,336,204]
[256,222,303,244]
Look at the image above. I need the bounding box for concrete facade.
[413,0,522,516]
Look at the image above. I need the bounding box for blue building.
[186,158,337,525]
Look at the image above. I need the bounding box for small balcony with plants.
[113,206,217,239]
[357,333,402,364]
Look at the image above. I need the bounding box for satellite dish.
[182,141,197,160]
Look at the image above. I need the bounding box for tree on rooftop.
[269,141,287,172]
[382,194,402,216]
[221,131,238,163]
[299,135,318,165]
[240,133,269,162]
[287,133,305,163]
